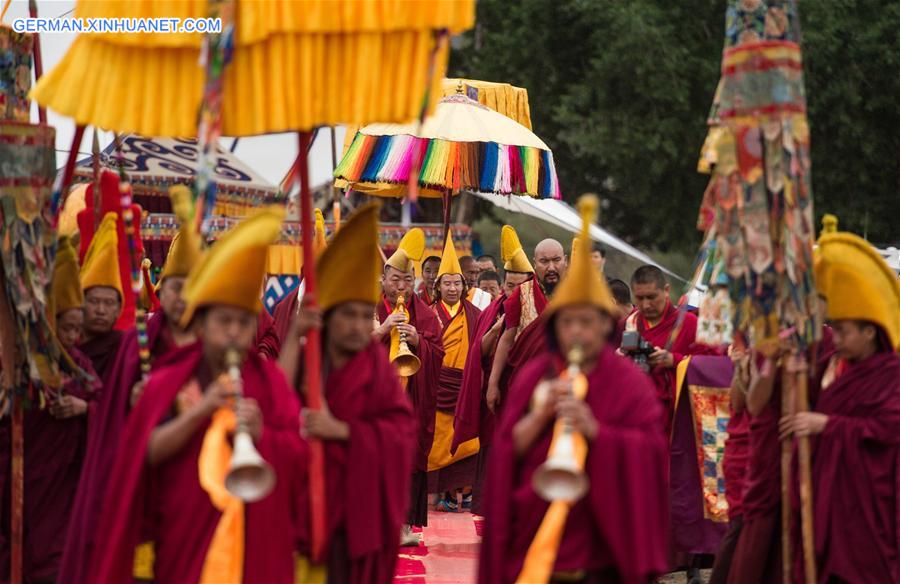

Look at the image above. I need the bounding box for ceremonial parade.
[0,1,897,583]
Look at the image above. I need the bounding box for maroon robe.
[810,350,900,583]
[452,293,506,454]
[315,341,415,583]
[271,291,299,349]
[89,343,307,583]
[0,348,100,582]
[256,307,281,359]
[626,301,697,436]
[498,279,548,402]
[59,312,175,583]
[376,293,443,527]
[729,328,835,583]
[416,280,434,306]
[78,328,123,383]
[480,347,669,584]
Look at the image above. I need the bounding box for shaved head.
[535,239,565,257]
[533,239,567,293]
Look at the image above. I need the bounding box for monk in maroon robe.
[88,335,307,582]
[728,326,834,583]
[625,266,698,437]
[480,323,668,583]
[59,278,195,584]
[486,239,567,418]
[374,265,443,531]
[709,353,751,584]
[417,255,441,306]
[779,321,899,583]
[0,344,100,582]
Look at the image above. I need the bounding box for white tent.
[474,193,686,282]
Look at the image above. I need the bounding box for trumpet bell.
[393,351,421,377]
[225,432,276,503]
[532,456,590,503]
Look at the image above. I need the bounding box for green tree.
[451,0,899,252]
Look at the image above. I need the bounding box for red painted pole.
[297,131,326,561]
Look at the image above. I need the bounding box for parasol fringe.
[335,133,560,199]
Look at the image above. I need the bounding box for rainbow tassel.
[335,132,561,199]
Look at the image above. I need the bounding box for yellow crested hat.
[546,195,615,317]
[385,228,425,273]
[59,184,87,237]
[80,212,123,299]
[160,186,202,281]
[51,235,84,318]
[437,233,463,279]
[180,206,285,327]
[814,215,900,350]
[501,225,533,273]
[314,208,328,255]
[317,203,381,311]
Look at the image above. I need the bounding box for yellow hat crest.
[51,235,84,319]
[814,221,900,351]
[80,212,123,299]
[317,203,382,312]
[546,195,615,317]
[314,208,328,256]
[501,225,533,273]
[180,206,285,327]
[385,228,425,273]
[59,184,87,237]
[437,233,463,279]
[160,186,202,281]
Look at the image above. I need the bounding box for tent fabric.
[473,192,686,282]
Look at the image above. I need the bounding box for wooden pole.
[795,354,817,584]
[58,126,86,211]
[28,0,46,125]
[0,263,21,584]
[330,126,341,232]
[780,364,794,584]
[297,131,326,561]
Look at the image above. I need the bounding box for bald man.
[485,239,567,416]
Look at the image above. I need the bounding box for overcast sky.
[10,0,342,189]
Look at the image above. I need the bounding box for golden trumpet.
[391,295,421,377]
[531,345,590,503]
[223,348,276,503]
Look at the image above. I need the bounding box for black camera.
[620,330,655,372]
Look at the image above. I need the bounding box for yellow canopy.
[30,0,475,137]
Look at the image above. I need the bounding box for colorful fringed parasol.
[334,89,561,201]
[694,2,820,581]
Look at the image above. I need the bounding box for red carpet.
[394,511,481,583]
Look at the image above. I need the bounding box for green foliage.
[451,0,899,251]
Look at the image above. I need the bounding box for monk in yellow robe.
[428,235,482,511]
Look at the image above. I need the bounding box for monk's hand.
[397,323,419,348]
[237,398,263,442]
[556,396,598,441]
[130,380,146,408]
[649,347,674,369]
[198,378,234,417]
[302,404,350,441]
[49,394,88,419]
[486,382,502,414]
[295,304,323,339]
[779,412,828,440]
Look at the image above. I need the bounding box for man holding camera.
[622,265,697,436]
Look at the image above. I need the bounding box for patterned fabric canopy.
[71,135,281,215]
